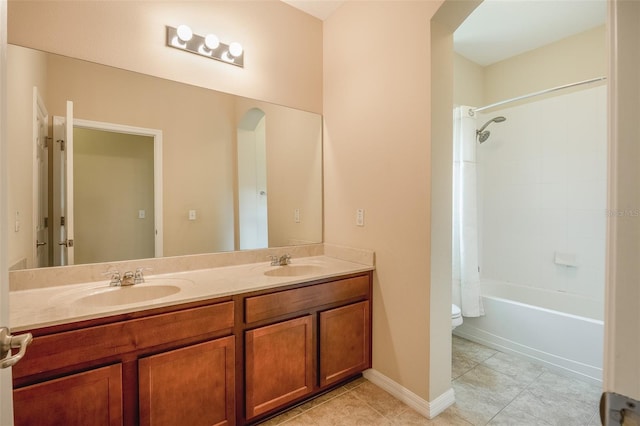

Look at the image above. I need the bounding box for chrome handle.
[36,241,47,247]
[0,327,33,369]
[134,267,152,284]
[59,239,74,247]
[102,270,121,286]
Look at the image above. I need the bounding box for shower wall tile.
[568,209,607,241]
[477,85,606,302]
[541,155,568,184]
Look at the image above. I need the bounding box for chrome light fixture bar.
[166,25,244,68]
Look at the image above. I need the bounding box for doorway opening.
[52,116,163,265]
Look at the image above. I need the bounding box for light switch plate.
[356,208,364,226]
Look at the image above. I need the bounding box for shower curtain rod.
[473,76,607,113]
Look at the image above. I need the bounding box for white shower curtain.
[452,106,484,317]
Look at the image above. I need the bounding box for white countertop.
[10,255,373,332]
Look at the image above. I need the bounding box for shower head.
[476,116,506,143]
[477,130,491,143]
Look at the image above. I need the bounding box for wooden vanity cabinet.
[12,299,235,426]
[13,364,123,426]
[319,300,370,387]
[242,273,372,423]
[244,316,314,418]
[12,270,373,426]
[139,336,235,426]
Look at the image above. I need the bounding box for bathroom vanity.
[9,256,373,426]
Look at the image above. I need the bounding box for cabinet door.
[245,315,314,419]
[320,301,371,387]
[138,336,235,426]
[13,364,123,426]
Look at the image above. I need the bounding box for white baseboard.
[362,369,455,419]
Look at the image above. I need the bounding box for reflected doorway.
[237,108,268,250]
[52,116,163,265]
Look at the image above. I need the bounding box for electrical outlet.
[356,208,365,226]
[294,208,300,223]
[189,210,197,220]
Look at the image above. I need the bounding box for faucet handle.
[102,270,121,286]
[134,267,151,284]
[267,255,279,266]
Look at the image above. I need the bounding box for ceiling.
[454,0,606,66]
[283,0,606,67]
[281,0,345,21]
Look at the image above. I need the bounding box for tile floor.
[259,336,602,425]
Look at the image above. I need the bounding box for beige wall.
[454,25,606,109]
[7,44,47,269]
[453,53,483,106]
[8,0,322,113]
[324,0,443,401]
[483,25,606,106]
[73,129,155,264]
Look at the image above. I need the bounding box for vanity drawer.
[14,301,234,380]
[245,275,370,324]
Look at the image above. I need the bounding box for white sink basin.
[75,285,180,307]
[71,278,192,307]
[264,264,326,277]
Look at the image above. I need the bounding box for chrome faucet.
[120,271,136,286]
[104,267,148,286]
[105,271,122,286]
[269,254,292,266]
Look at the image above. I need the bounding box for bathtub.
[453,280,603,383]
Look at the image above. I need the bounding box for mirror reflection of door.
[237,108,268,250]
[33,88,49,267]
[52,115,162,265]
[52,102,76,266]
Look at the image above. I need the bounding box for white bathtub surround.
[452,105,484,317]
[477,85,607,305]
[454,280,603,383]
[456,85,607,384]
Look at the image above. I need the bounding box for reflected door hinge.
[58,239,73,248]
[57,139,65,151]
[60,216,65,226]
[44,217,48,228]
[44,136,53,148]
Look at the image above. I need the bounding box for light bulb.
[204,34,220,50]
[229,42,243,58]
[176,25,193,42]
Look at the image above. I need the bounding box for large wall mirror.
[8,44,323,269]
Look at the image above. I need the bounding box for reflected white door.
[237,111,268,250]
[52,101,75,265]
[33,88,49,267]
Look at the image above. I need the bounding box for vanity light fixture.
[166,25,244,68]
